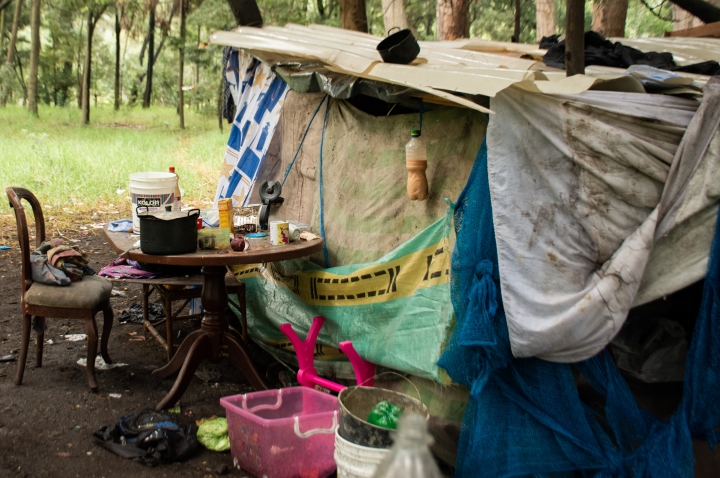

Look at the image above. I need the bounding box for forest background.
[0,0,718,235]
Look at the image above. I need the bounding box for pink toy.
[279,316,376,392]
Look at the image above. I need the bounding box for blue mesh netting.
[437,140,720,477]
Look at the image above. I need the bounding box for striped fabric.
[215,50,290,206]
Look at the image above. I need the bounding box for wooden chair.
[6,187,114,391]
[111,275,246,362]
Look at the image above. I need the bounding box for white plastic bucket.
[129,172,177,232]
[334,430,390,478]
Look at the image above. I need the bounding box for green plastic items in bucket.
[197,417,230,452]
[367,401,403,430]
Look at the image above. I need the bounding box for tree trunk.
[76,20,83,108]
[217,74,223,132]
[436,0,470,40]
[5,0,21,65]
[178,0,185,129]
[81,11,94,125]
[142,1,155,108]
[592,0,628,37]
[27,0,40,116]
[512,0,521,42]
[381,0,408,32]
[340,0,368,32]
[114,6,121,110]
[536,0,556,41]
[0,7,5,55]
[667,0,720,23]
[226,0,263,26]
[566,0,585,76]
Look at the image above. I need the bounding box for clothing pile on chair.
[30,238,95,286]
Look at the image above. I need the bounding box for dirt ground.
[0,230,278,478]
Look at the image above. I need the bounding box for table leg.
[154,265,268,410]
[152,329,204,379]
[226,333,268,391]
[155,334,210,411]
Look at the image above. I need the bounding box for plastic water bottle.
[405,130,428,201]
[371,413,442,478]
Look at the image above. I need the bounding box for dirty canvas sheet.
[488,80,720,362]
[279,93,487,266]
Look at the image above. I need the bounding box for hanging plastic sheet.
[231,209,455,382]
[487,80,720,362]
[215,50,290,207]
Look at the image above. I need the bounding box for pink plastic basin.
[220,387,339,478]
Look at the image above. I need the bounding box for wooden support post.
[565,0,585,76]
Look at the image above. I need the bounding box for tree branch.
[667,0,720,23]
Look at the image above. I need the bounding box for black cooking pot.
[376,28,420,64]
[137,208,200,255]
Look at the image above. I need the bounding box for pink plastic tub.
[220,387,339,478]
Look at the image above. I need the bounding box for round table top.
[104,227,324,266]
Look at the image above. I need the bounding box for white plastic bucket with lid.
[129,172,177,232]
[334,430,390,478]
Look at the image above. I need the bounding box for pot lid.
[137,210,198,221]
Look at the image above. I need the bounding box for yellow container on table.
[218,199,234,231]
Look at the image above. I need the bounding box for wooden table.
[104,228,323,410]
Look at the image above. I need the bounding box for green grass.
[0,105,228,221]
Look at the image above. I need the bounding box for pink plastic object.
[221,387,339,478]
[279,316,376,391]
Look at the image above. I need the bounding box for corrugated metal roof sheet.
[209,24,720,111]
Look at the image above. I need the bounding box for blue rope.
[318,98,332,268]
[419,99,424,134]
[281,96,328,186]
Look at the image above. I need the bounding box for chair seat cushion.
[25,275,113,309]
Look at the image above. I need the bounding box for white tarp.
[487,79,720,362]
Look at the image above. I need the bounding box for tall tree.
[142,0,156,108]
[436,0,470,39]
[512,0,521,42]
[114,3,122,110]
[0,2,6,54]
[381,0,408,32]
[27,0,40,115]
[178,0,185,129]
[536,0,556,40]
[340,0,368,32]
[226,0,262,26]
[591,0,628,37]
[81,4,108,124]
[0,0,23,106]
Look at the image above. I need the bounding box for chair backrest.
[6,187,46,295]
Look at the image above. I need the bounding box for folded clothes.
[31,238,94,285]
[98,257,159,280]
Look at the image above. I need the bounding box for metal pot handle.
[186,208,200,218]
[136,206,149,216]
[386,26,401,36]
[293,411,338,439]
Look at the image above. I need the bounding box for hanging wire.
[281,95,328,186]
[318,98,332,268]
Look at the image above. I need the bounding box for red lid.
[169,166,176,173]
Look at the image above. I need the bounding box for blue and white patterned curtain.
[215,50,290,206]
